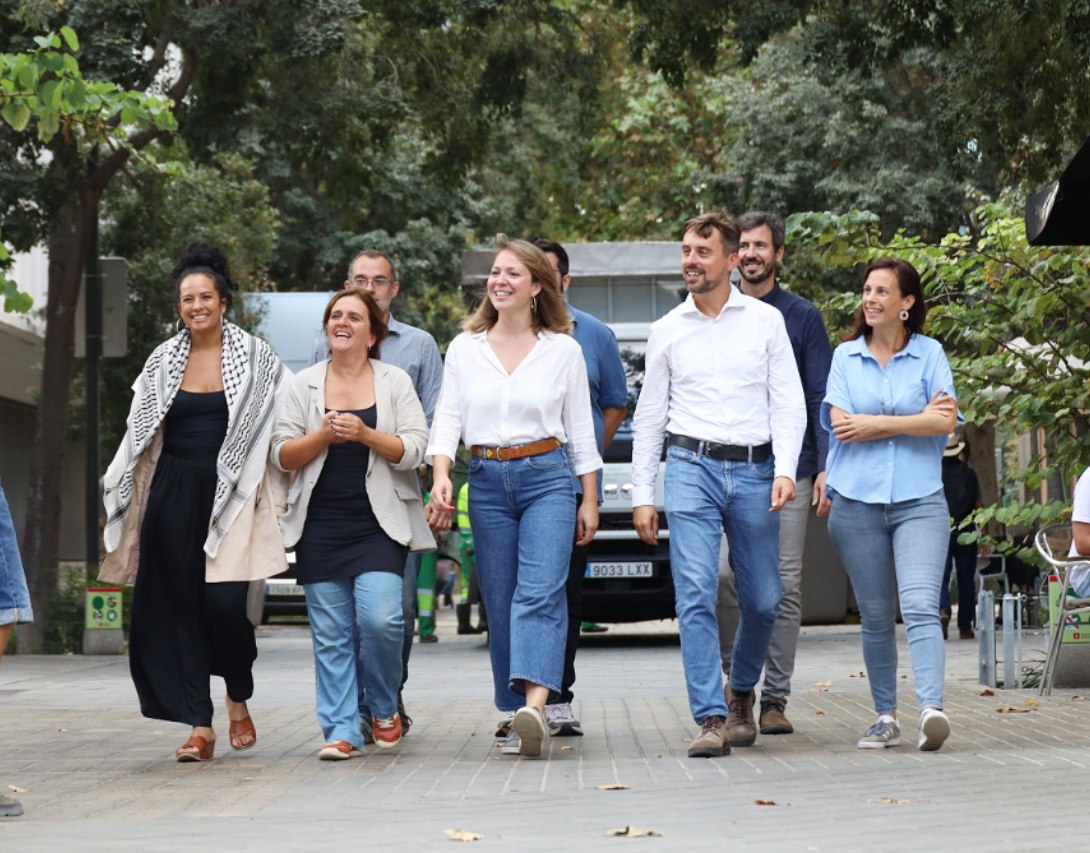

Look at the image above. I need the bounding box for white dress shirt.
[427,330,603,477]
[631,291,806,506]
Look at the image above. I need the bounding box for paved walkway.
[0,615,1082,851]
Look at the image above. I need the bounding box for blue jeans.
[469,446,576,712]
[0,482,33,625]
[305,571,403,748]
[357,551,419,717]
[828,491,949,713]
[664,445,781,723]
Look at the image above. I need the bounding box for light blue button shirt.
[821,333,957,504]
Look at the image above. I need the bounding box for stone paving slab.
[0,618,1084,850]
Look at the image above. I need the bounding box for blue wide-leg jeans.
[305,571,404,748]
[828,491,949,713]
[468,446,576,712]
[664,445,781,723]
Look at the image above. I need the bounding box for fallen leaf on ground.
[1024,699,1039,707]
[814,710,826,716]
[978,689,995,696]
[996,706,1033,714]
[596,784,630,791]
[608,826,664,838]
[7,786,27,794]
[754,799,779,806]
[444,829,483,842]
[871,797,915,805]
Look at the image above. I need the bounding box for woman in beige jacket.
[273,288,434,761]
[101,244,287,763]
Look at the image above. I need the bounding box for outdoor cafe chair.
[1034,523,1090,696]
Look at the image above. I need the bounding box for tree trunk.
[20,183,98,652]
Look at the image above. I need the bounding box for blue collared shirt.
[822,333,957,504]
[310,314,443,427]
[569,306,628,501]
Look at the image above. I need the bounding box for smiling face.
[681,228,736,296]
[861,267,914,332]
[737,224,783,292]
[486,249,540,316]
[177,273,227,333]
[326,292,376,357]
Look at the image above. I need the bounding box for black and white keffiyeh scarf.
[102,320,284,558]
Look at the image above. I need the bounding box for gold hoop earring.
[176,317,186,333]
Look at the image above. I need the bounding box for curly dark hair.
[171,243,238,307]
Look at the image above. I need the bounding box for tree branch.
[88,45,197,193]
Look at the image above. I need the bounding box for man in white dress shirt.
[631,211,805,758]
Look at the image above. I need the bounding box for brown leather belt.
[470,437,562,461]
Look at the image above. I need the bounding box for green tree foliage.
[722,35,994,239]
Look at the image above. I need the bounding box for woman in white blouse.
[428,235,601,758]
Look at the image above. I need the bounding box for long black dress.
[129,390,256,726]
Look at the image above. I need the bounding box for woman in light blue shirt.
[818,258,958,753]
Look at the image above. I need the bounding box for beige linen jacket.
[99,431,290,586]
[272,359,435,553]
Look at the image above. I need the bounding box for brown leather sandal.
[176,735,215,762]
[229,715,257,751]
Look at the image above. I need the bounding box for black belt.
[666,434,772,463]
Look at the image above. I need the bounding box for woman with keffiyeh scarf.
[101,244,287,763]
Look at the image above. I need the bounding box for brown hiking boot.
[725,686,757,747]
[759,703,794,735]
[688,715,730,758]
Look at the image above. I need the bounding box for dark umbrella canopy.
[1026,134,1090,246]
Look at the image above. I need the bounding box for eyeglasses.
[352,276,391,288]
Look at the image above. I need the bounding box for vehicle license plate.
[267,583,304,597]
[585,562,653,579]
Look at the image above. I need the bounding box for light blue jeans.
[0,482,33,625]
[357,551,419,717]
[828,491,949,713]
[664,445,782,723]
[468,446,576,712]
[305,571,404,748]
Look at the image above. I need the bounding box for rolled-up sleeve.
[562,347,603,476]
[766,317,806,481]
[820,345,853,433]
[425,335,464,463]
[631,326,670,507]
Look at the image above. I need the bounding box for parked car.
[580,323,675,624]
[262,552,306,622]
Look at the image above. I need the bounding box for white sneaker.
[545,702,583,736]
[499,729,521,755]
[917,707,950,752]
[857,715,901,749]
[512,706,550,758]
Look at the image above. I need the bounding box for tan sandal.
[229,715,257,750]
[176,735,215,762]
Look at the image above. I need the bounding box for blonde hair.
[465,234,572,334]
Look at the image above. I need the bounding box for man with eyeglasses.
[310,249,443,744]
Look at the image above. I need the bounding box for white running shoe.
[917,707,950,752]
